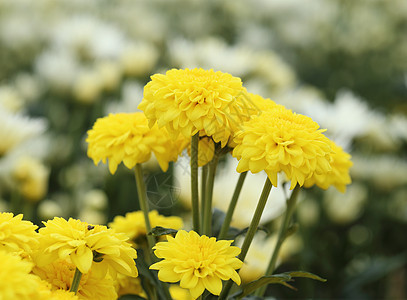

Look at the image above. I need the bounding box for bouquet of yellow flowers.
[1,68,352,299]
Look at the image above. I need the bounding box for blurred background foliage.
[0,0,406,298]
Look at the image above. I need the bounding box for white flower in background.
[51,15,126,60]
[252,51,296,92]
[37,199,64,220]
[237,231,303,283]
[120,42,159,76]
[351,154,407,190]
[14,73,43,103]
[296,197,320,227]
[104,81,143,114]
[13,156,49,202]
[168,38,254,77]
[35,49,80,91]
[0,14,41,49]
[0,107,47,156]
[388,114,407,143]
[323,183,368,225]
[174,156,289,228]
[81,189,108,211]
[95,60,122,92]
[73,68,103,104]
[0,86,24,112]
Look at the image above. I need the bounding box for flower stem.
[134,163,156,262]
[69,268,82,294]
[201,164,208,230]
[255,185,301,297]
[202,150,220,236]
[218,171,247,240]
[219,178,273,300]
[191,133,200,233]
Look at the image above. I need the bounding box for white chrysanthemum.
[168,38,254,77]
[0,108,47,156]
[51,15,126,59]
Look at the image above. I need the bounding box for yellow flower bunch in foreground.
[86,112,187,174]
[233,106,333,189]
[109,210,183,242]
[35,217,138,279]
[150,230,243,299]
[139,68,253,147]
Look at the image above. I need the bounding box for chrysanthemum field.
[0,1,406,299]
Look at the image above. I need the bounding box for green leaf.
[232,274,296,299]
[283,271,327,282]
[148,226,178,237]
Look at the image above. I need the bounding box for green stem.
[69,268,82,294]
[255,185,301,297]
[202,151,220,236]
[191,133,200,233]
[218,172,247,240]
[219,178,273,300]
[134,164,156,262]
[201,164,208,230]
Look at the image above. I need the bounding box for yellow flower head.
[150,230,243,299]
[304,140,353,192]
[169,285,193,300]
[0,212,39,254]
[139,68,251,147]
[33,259,117,300]
[233,106,333,189]
[35,217,138,279]
[109,210,183,242]
[86,112,188,174]
[0,250,44,299]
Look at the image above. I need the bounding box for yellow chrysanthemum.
[86,112,188,174]
[0,250,44,299]
[33,259,117,300]
[139,68,253,147]
[150,230,243,299]
[109,210,183,243]
[35,217,138,279]
[304,140,353,192]
[233,106,333,189]
[0,212,39,254]
[115,273,145,298]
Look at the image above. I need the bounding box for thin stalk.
[219,178,273,300]
[201,164,208,230]
[255,185,301,297]
[134,164,156,262]
[191,133,200,233]
[202,150,220,236]
[69,268,83,294]
[218,171,248,240]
